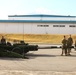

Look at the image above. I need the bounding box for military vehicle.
[0,41,38,58]
[0,40,74,58]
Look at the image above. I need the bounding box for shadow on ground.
[25,53,56,59]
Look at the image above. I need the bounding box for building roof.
[0,20,76,23]
[8,14,76,18]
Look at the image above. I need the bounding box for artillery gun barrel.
[38,46,74,49]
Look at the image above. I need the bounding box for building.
[0,14,76,34]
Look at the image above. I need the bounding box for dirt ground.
[0,48,76,75]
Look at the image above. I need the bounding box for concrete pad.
[0,48,76,75]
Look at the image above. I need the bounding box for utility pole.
[23,23,24,41]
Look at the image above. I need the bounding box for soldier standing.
[67,35,73,55]
[1,36,6,45]
[75,40,76,50]
[61,36,67,56]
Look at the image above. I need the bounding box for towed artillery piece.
[0,41,75,58]
[0,41,38,58]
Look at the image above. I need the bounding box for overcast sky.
[0,0,76,19]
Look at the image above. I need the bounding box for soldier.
[61,36,67,56]
[74,40,76,50]
[1,36,6,45]
[67,35,73,55]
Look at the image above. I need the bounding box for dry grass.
[0,34,76,44]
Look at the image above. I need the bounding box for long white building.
[0,14,76,34]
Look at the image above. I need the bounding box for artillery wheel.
[12,47,22,54]
[12,47,29,54]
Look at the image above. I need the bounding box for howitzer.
[0,43,38,53]
[0,41,75,58]
[0,41,38,58]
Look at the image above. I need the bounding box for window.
[60,25,65,27]
[69,25,76,27]
[37,25,49,27]
[53,25,65,27]
[53,25,59,27]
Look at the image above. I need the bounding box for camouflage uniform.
[67,37,73,55]
[1,36,6,45]
[75,40,76,50]
[61,38,67,56]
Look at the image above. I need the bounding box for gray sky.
[0,0,76,19]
